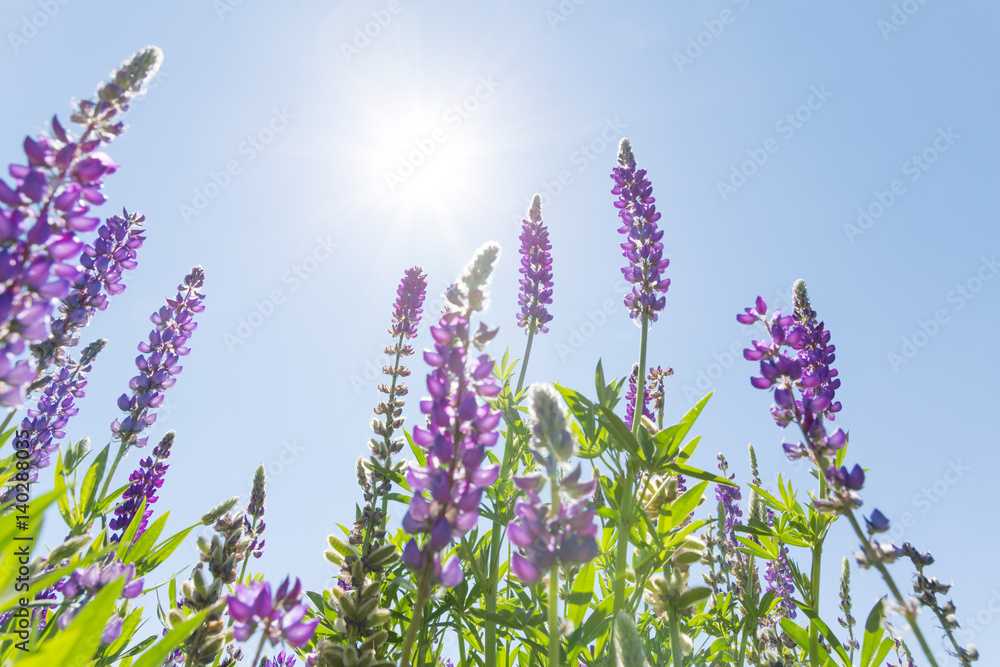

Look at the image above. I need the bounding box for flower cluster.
[508,384,599,584]
[402,244,502,588]
[1,338,105,504]
[57,559,144,642]
[611,138,669,324]
[34,210,146,371]
[0,47,161,406]
[714,454,742,547]
[624,362,654,428]
[738,282,861,510]
[112,266,205,449]
[109,430,174,542]
[516,194,554,335]
[227,577,318,648]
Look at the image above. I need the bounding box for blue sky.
[2,0,998,661]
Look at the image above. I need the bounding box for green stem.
[97,440,128,509]
[486,332,535,667]
[514,329,535,396]
[808,537,824,667]
[843,510,940,667]
[400,561,433,667]
[612,468,634,617]
[631,313,649,434]
[249,629,269,667]
[547,471,562,667]
[668,602,684,666]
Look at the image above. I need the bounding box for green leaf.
[612,610,650,667]
[666,480,708,530]
[860,597,887,667]
[650,392,712,468]
[872,637,894,666]
[115,496,147,559]
[676,586,712,609]
[125,510,170,563]
[666,461,737,486]
[567,561,595,629]
[18,578,123,666]
[736,535,776,560]
[595,404,639,459]
[130,607,212,667]
[136,525,195,575]
[80,444,110,520]
[780,617,810,650]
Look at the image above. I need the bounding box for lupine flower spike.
[516,194,553,336]
[0,47,161,406]
[611,138,669,325]
[109,430,174,542]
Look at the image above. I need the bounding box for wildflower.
[624,362,654,428]
[611,138,669,324]
[227,577,318,648]
[109,430,174,541]
[112,266,205,450]
[516,194,554,335]
[402,244,502,587]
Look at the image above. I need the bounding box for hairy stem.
[400,561,433,667]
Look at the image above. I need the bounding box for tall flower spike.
[0,47,162,406]
[611,138,670,324]
[33,210,146,371]
[112,267,205,450]
[110,430,174,542]
[402,248,502,588]
[516,194,554,335]
[2,338,105,504]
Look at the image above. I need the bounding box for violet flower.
[390,266,428,339]
[401,243,502,588]
[714,454,742,547]
[610,138,669,324]
[1,338,105,504]
[516,194,554,336]
[624,362,654,428]
[109,430,174,542]
[227,577,319,649]
[112,266,205,450]
[0,48,161,406]
[33,210,146,371]
[57,559,144,630]
[738,281,860,510]
[264,651,297,667]
[508,384,599,585]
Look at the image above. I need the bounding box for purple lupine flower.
[0,48,161,406]
[714,454,742,546]
[764,541,797,619]
[739,283,863,512]
[610,138,669,324]
[33,210,146,371]
[508,468,599,584]
[109,430,174,542]
[402,243,502,588]
[112,267,205,450]
[390,266,428,339]
[57,559,144,629]
[516,194,554,335]
[264,650,297,667]
[245,464,267,559]
[1,339,105,504]
[227,577,319,649]
[624,362,655,428]
[508,384,599,584]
